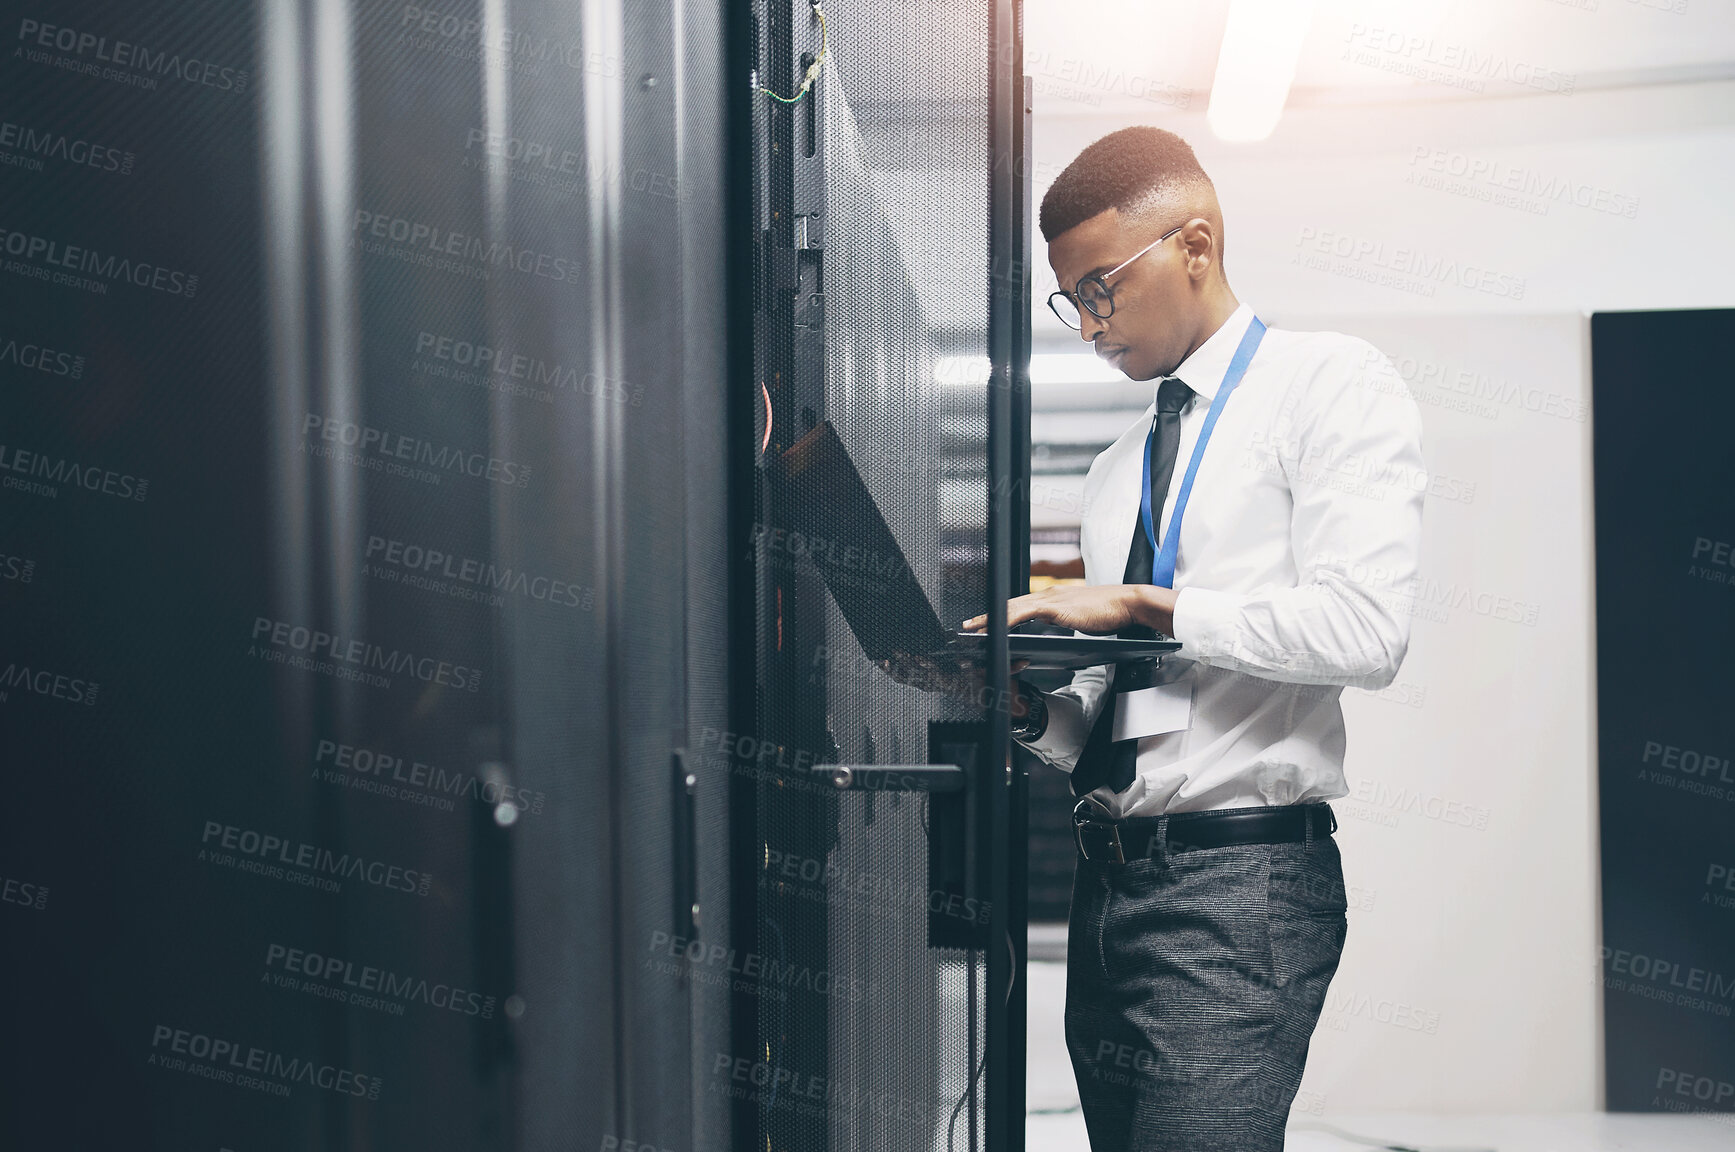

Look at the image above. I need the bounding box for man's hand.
[959,583,1179,638]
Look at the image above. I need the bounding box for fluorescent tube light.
[1207,0,1317,142]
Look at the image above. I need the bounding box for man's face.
[1047,207,1198,382]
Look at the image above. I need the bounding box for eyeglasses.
[1046,224,1184,331]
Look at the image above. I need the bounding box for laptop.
[764,420,1180,672]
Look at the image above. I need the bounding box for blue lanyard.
[1140,316,1267,588]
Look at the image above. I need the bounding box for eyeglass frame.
[1046,223,1185,330]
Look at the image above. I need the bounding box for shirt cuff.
[1017,691,1087,773]
[1171,585,1245,662]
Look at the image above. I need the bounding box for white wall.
[1023,52,1735,1113]
[1276,311,1600,1113]
[1032,78,1735,324]
[1031,312,1603,1115]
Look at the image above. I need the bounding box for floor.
[1028,1108,1735,1151]
[1024,947,1734,1151]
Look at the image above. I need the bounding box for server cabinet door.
[0,0,732,1149]
[732,2,1029,1149]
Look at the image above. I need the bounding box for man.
[962,127,1426,1149]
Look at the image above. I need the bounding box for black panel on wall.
[1591,308,1735,1113]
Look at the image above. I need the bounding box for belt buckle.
[1074,818,1125,865]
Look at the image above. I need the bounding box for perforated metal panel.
[742,1,1003,1148]
[0,0,733,1148]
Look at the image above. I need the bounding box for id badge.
[1110,681,1193,743]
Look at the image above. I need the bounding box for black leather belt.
[1073,802,1337,865]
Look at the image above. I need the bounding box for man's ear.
[1181,218,1217,281]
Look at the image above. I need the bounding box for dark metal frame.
[985,17,1033,1146]
[724,0,766,1147]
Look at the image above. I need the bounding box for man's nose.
[1080,311,1107,342]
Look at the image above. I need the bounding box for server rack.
[730,1,1030,1148]
[0,0,1024,1147]
[0,0,735,1147]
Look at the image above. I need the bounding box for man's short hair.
[1039,127,1214,243]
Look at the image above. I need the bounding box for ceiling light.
[1207,0,1318,142]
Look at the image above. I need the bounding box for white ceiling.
[1027,0,1735,117]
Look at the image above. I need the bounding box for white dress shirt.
[1019,303,1427,816]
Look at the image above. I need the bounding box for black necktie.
[1071,376,1193,798]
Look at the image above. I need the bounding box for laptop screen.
[764,421,953,661]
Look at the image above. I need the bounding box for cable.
[946,928,1018,1152]
[759,380,773,456]
[759,3,829,104]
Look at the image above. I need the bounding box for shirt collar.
[1164,302,1255,403]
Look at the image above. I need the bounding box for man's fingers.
[962,604,1051,632]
